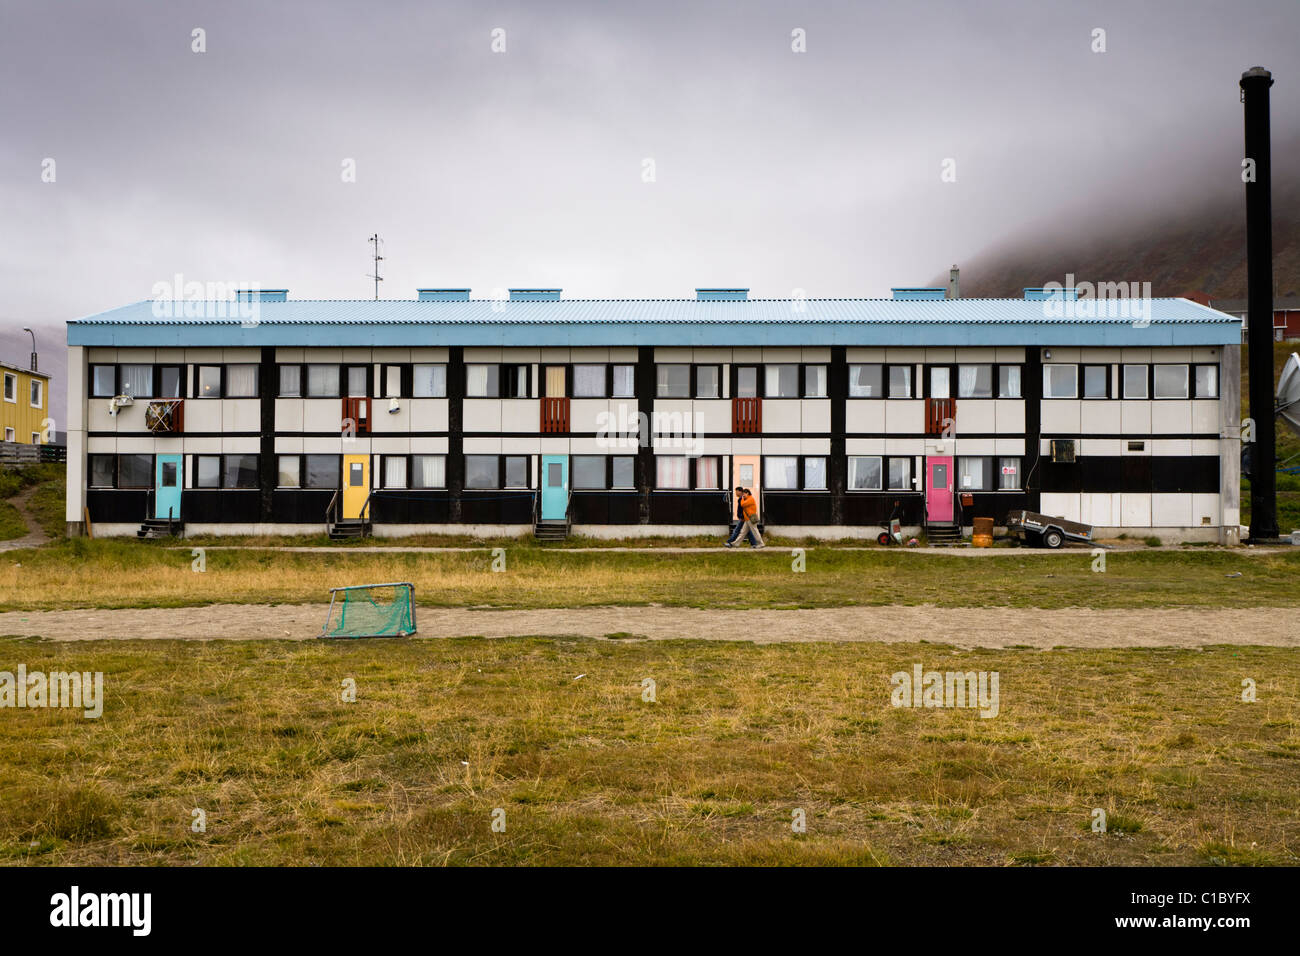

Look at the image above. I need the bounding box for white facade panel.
[955,401,994,433]
[1151,401,1193,434]
[463,399,502,432]
[993,400,1025,433]
[884,400,924,433]
[409,437,449,454]
[692,400,730,434]
[761,400,801,432]
[801,400,831,433]
[1120,401,1152,433]
[1190,400,1219,434]
[800,438,831,455]
[1041,401,1081,434]
[762,438,802,454]
[1191,494,1221,528]
[1152,493,1193,527]
[846,401,885,432]
[302,400,340,433]
[464,437,503,454]
[1080,400,1121,433]
[1040,492,1081,522]
[1120,493,1152,527]
[185,400,223,432]
[223,399,261,433]
[500,400,536,432]
[275,399,305,432]
[846,438,885,455]
[993,438,1025,455]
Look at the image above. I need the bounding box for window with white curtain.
[277,455,300,488]
[307,364,340,397]
[119,364,153,397]
[413,364,446,397]
[957,456,991,490]
[735,366,758,397]
[385,366,402,398]
[1195,365,1218,398]
[887,457,912,490]
[765,456,799,489]
[997,457,1021,490]
[957,364,992,398]
[612,365,635,397]
[656,365,690,398]
[465,455,497,488]
[805,457,827,490]
[930,367,950,399]
[1153,364,1189,399]
[804,366,827,398]
[346,367,367,397]
[91,366,116,397]
[848,456,882,490]
[574,365,606,397]
[384,456,407,488]
[1043,364,1078,398]
[695,456,720,489]
[695,366,720,399]
[280,366,301,397]
[849,364,883,397]
[888,366,912,398]
[998,365,1022,398]
[411,455,445,489]
[225,364,258,397]
[656,456,689,488]
[765,365,798,398]
[466,365,497,398]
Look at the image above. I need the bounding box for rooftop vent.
[508,289,561,301]
[417,289,471,301]
[1023,287,1079,301]
[891,287,946,300]
[695,288,749,301]
[235,289,288,302]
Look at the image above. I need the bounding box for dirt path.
[0,603,1296,648]
[0,485,50,553]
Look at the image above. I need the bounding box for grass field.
[1,539,1298,612]
[1,635,1294,866]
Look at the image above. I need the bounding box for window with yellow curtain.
[545,366,566,397]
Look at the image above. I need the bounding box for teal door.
[540,455,569,520]
[155,454,182,520]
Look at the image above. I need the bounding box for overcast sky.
[2,0,1298,426]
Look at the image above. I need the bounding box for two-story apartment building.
[64,287,1242,542]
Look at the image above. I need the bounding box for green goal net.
[319,582,417,639]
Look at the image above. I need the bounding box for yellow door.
[732,454,761,517]
[342,455,369,519]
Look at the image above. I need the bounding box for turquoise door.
[540,455,569,520]
[155,454,183,520]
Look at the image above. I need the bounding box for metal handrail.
[325,489,339,530]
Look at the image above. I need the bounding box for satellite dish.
[1278,352,1300,436]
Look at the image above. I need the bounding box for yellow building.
[1,360,51,444]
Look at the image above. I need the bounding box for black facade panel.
[571,492,641,525]
[184,490,261,523]
[962,492,1032,525]
[841,493,924,527]
[1152,456,1219,493]
[272,489,335,523]
[460,491,533,524]
[87,489,149,523]
[367,492,453,524]
[763,492,834,526]
[649,491,729,524]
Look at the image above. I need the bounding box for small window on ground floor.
[196,455,221,488]
[804,457,827,490]
[696,456,720,489]
[887,457,912,491]
[656,456,689,488]
[957,456,992,491]
[612,456,635,489]
[224,455,259,488]
[504,456,529,489]
[465,455,498,489]
[573,456,605,489]
[118,454,152,489]
[848,456,882,490]
[765,456,798,490]
[998,457,1021,490]
[384,456,407,489]
[89,455,114,487]
[305,455,340,489]
[411,455,445,489]
[277,455,300,488]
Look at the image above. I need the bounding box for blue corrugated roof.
[67,297,1241,348]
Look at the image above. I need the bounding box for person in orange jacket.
[724,486,766,548]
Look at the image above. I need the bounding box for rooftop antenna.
[367,233,384,300]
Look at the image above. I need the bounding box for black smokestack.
[1241,66,1279,542]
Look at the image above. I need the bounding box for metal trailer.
[1005,510,1095,549]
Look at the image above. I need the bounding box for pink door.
[926,456,953,523]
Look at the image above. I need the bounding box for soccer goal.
[319,582,417,639]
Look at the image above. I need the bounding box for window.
[766,456,799,490]
[696,366,720,399]
[1043,364,1078,399]
[656,364,690,398]
[888,365,912,398]
[307,365,340,397]
[803,457,827,490]
[411,455,446,488]
[29,378,43,408]
[849,364,883,398]
[91,365,116,397]
[848,456,883,490]
[382,366,401,399]
[656,456,689,488]
[31,432,41,444]
[612,365,635,397]
[197,365,221,398]
[997,457,1021,490]
[305,455,340,489]
[345,367,367,397]
[887,457,912,491]
[120,364,153,398]
[466,365,499,398]
[930,367,951,399]
[223,455,258,488]
[805,366,827,398]
[383,456,407,489]
[957,456,991,491]
[196,455,221,488]
[2,373,14,402]
[226,365,258,398]
[90,455,114,487]
[412,364,446,397]
[1153,364,1189,399]
[3,427,13,442]
[159,366,182,398]
[277,456,300,488]
[510,366,533,398]
[1195,365,1219,398]
[118,454,152,489]
[998,365,1021,398]
[957,365,993,398]
[696,456,720,489]
[279,366,301,397]
[1123,365,1148,399]
[1083,365,1108,399]
[573,456,606,489]
[765,365,798,398]
[465,455,498,489]
[504,456,528,489]
[612,456,635,488]
[574,365,606,398]
[735,366,758,398]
